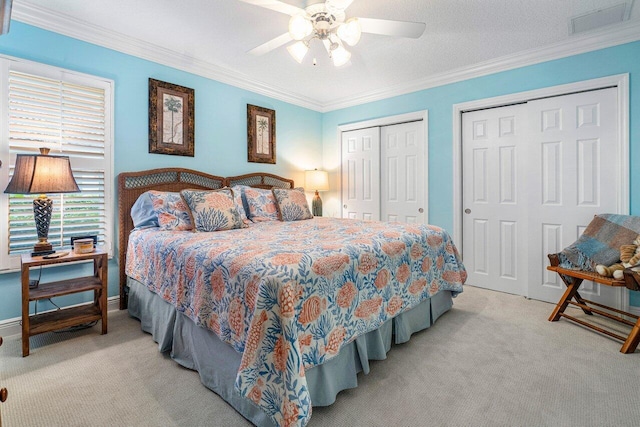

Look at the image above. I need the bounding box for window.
[0,57,113,271]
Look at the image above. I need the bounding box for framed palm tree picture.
[247,104,276,164]
[149,78,195,156]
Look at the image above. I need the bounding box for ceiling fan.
[238,0,426,67]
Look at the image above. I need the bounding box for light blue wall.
[321,41,640,307]
[0,22,323,322]
[1,23,639,322]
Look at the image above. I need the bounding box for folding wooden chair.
[547,254,640,354]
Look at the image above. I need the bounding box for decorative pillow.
[131,191,159,229]
[180,188,245,232]
[147,190,192,231]
[243,187,280,222]
[230,185,251,223]
[273,187,313,221]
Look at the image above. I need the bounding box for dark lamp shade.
[4,153,80,195]
[0,0,12,35]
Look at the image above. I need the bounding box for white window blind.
[1,58,113,270]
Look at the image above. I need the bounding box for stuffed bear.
[596,262,625,279]
[595,235,640,280]
[620,235,640,267]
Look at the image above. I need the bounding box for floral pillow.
[180,188,245,232]
[147,190,193,231]
[230,185,251,223]
[243,187,280,222]
[272,188,313,221]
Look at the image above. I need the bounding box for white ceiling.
[11,0,640,111]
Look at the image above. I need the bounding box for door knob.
[343,204,347,209]
[465,208,471,214]
[418,208,424,213]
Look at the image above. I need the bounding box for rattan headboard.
[226,172,294,190]
[117,168,294,309]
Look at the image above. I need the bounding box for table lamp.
[305,169,329,217]
[4,147,80,256]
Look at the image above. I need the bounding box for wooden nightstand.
[21,248,108,357]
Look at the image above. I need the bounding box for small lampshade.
[288,14,313,41]
[305,169,329,192]
[337,18,361,46]
[331,45,351,67]
[287,41,310,64]
[4,149,80,195]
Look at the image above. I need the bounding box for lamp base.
[312,191,323,217]
[32,195,54,257]
[32,242,54,257]
[32,249,55,257]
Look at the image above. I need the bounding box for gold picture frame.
[149,78,195,157]
[247,104,276,164]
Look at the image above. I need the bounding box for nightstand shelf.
[29,276,102,301]
[29,304,102,336]
[21,249,108,357]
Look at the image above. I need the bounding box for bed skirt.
[127,277,454,426]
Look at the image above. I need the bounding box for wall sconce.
[4,148,80,256]
[305,169,329,217]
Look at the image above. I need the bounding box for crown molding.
[322,19,640,112]
[11,2,640,113]
[11,1,324,112]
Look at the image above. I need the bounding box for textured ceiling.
[11,0,640,110]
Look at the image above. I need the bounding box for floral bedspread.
[126,217,466,427]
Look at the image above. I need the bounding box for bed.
[118,168,466,427]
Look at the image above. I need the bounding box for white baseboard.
[0,296,121,338]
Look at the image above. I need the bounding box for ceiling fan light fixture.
[331,45,351,67]
[287,41,309,63]
[243,0,426,67]
[337,17,361,46]
[288,14,312,40]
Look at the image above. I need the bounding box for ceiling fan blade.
[326,0,354,12]
[236,0,305,16]
[248,32,293,56]
[358,17,426,38]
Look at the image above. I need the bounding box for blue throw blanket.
[558,214,640,271]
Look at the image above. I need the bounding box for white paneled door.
[526,88,620,306]
[341,127,381,220]
[381,122,426,223]
[462,104,528,295]
[341,120,427,224]
[462,87,621,305]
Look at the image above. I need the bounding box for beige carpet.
[1,285,638,427]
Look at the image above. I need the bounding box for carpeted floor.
[1,285,638,427]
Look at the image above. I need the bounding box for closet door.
[341,127,380,220]
[526,88,620,306]
[462,87,623,306]
[381,121,427,224]
[462,104,528,295]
